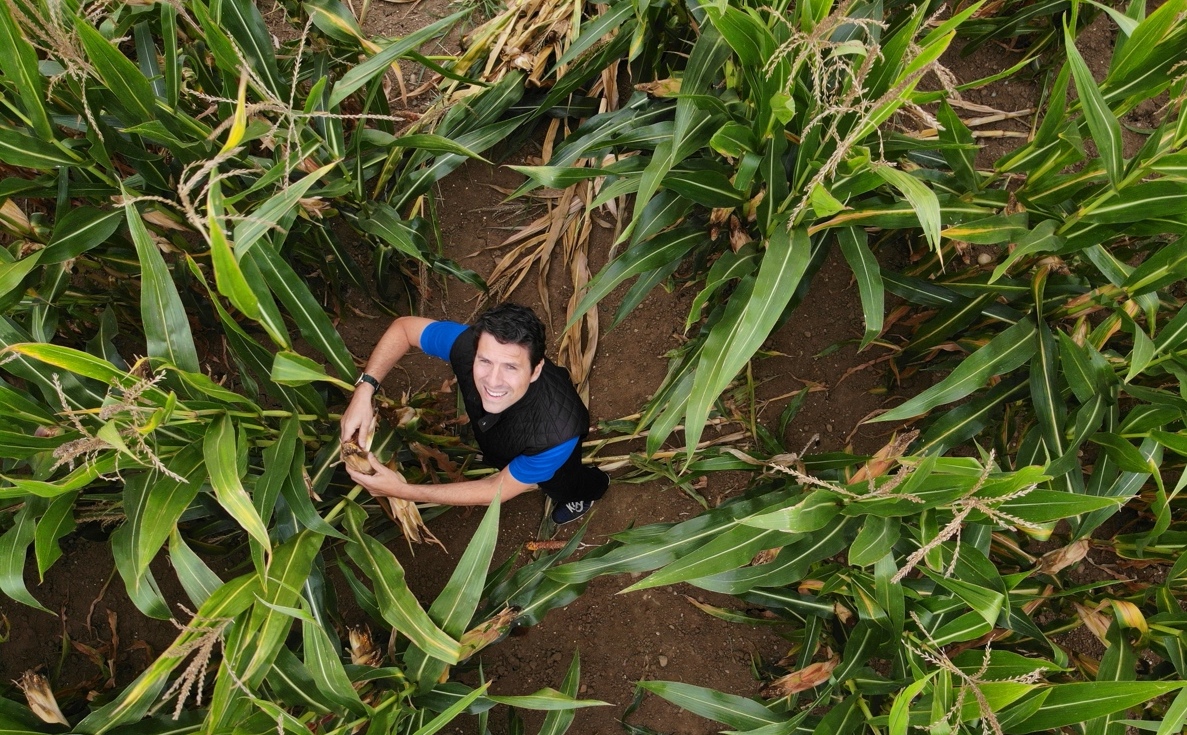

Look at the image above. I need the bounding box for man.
[340,303,609,525]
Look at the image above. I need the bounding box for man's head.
[471,303,546,413]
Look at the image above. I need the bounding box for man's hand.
[340,388,376,446]
[345,452,413,499]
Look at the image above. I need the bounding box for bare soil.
[0,6,1127,735]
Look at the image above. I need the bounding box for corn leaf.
[168,529,223,608]
[1010,682,1184,733]
[636,681,786,731]
[1065,21,1125,186]
[837,226,883,349]
[238,530,325,686]
[872,317,1037,422]
[0,497,50,612]
[0,125,77,170]
[328,9,467,107]
[41,207,124,264]
[0,1,51,139]
[406,498,501,690]
[126,201,199,373]
[342,501,460,663]
[203,414,271,553]
[76,22,157,124]
[683,225,811,454]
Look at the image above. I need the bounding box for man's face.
[473,332,542,413]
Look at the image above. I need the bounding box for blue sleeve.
[507,437,579,484]
[419,321,468,361]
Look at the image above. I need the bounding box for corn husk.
[458,607,520,659]
[348,626,383,667]
[342,422,444,552]
[17,672,69,726]
[759,658,838,699]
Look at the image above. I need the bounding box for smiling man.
[340,303,609,525]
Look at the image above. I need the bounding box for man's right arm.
[340,316,435,444]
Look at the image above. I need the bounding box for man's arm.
[340,316,435,444]
[345,454,536,505]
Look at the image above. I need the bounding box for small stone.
[579,684,588,694]
[804,330,812,338]
[658,655,669,667]
[825,423,833,433]
[977,251,993,265]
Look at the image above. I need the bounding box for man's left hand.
[345,453,416,500]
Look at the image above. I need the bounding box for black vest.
[449,328,589,468]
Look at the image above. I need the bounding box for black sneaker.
[551,500,593,525]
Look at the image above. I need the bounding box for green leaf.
[0,497,50,611]
[938,101,978,191]
[849,516,900,567]
[125,201,199,373]
[636,681,785,731]
[684,225,811,454]
[41,207,124,264]
[0,250,41,300]
[568,227,706,328]
[1011,682,1184,733]
[328,10,468,107]
[889,672,937,735]
[208,189,288,348]
[1081,181,1187,225]
[168,529,223,607]
[661,169,745,207]
[1123,237,1187,296]
[237,531,325,686]
[218,0,283,97]
[271,350,352,390]
[232,162,335,256]
[1091,433,1152,473]
[0,0,51,139]
[996,489,1122,523]
[837,226,883,349]
[921,569,1005,626]
[248,241,356,382]
[302,612,369,716]
[875,165,941,254]
[742,490,841,532]
[873,317,1037,423]
[342,502,460,664]
[538,652,583,735]
[202,414,271,553]
[625,523,799,592]
[1064,20,1124,186]
[389,133,491,162]
[76,21,157,124]
[406,498,501,690]
[126,443,205,579]
[0,125,78,169]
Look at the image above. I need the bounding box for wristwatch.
[355,373,381,393]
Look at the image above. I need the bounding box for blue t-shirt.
[420,321,577,484]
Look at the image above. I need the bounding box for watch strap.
[356,373,381,392]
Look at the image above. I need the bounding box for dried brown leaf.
[759,657,838,698]
[1036,539,1089,575]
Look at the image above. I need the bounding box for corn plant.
[462,0,1187,727]
[550,451,1187,733]
[494,0,988,458]
[0,0,607,726]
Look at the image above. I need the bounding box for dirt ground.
[0,5,1127,735]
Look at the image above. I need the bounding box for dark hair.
[473,303,546,368]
